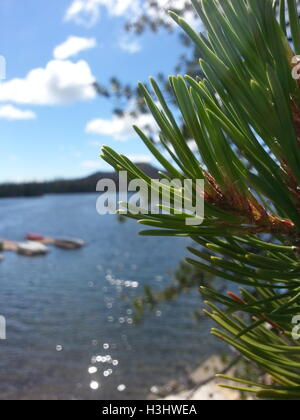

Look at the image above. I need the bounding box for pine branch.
[101,0,300,399]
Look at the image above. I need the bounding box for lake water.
[0,193,224,400]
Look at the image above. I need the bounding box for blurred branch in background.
[131,260,217,323]
[93,0,202,125]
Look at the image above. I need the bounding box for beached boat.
[25,234,55,245]
[2,240,18,252]
[17,241,49,256]
[25,234,85,249]
[54,238,85,249]
[25,234,44,241]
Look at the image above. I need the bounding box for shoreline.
[149,355,244,401]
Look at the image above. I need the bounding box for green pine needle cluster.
[101,0,300,399]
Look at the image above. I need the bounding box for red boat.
[25,234,45,241]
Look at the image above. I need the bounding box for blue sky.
[0,0,188,182]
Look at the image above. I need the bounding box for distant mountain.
[0,163,162,198]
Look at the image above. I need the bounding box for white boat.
[17,241,49,256]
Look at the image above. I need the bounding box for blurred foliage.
[132,260,217,323]
[94,1,202,121]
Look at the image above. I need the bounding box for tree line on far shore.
[0,163,160,198]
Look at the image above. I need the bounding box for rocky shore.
[149,355,247,401]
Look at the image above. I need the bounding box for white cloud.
[65,0,196,28]
[0,60,96,105]
[0,104,36,120]
[144,0,200,28]
[64,0,140,27]
[85,112,157,141]
[118,37,141,54]
[53,36,97,60]
[145,0,187,20]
